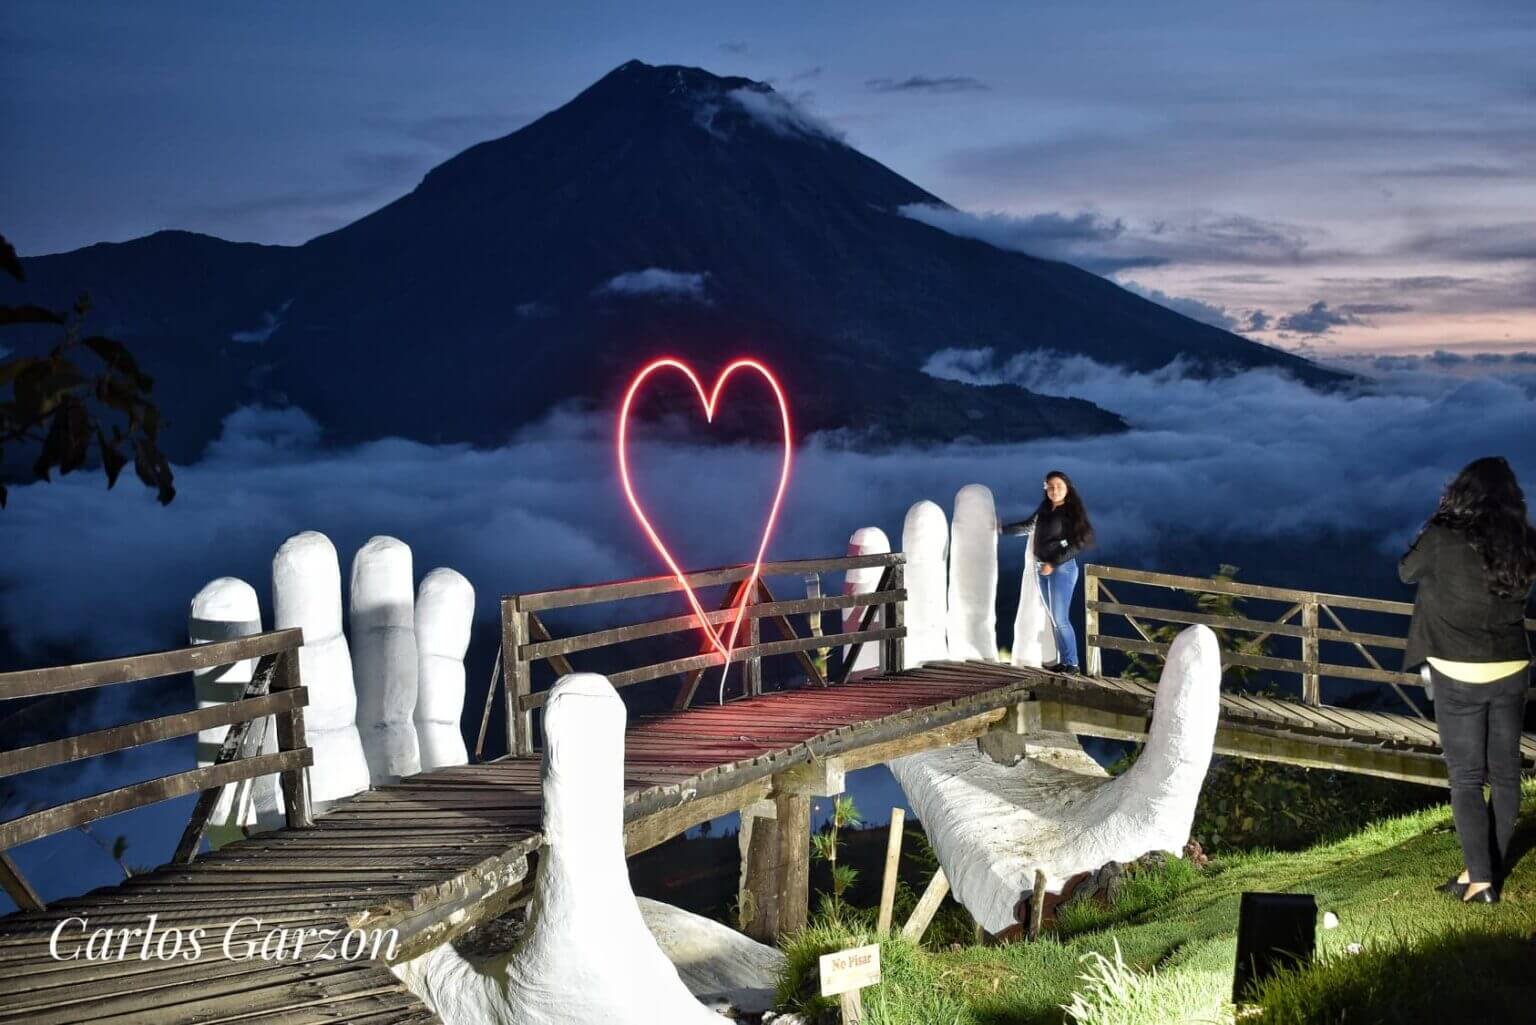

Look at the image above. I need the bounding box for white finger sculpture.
[189,577,282,829]
[497,673,726,1024]
[889,625,1222,935]
[273,531,371,806]
[350,536,421,783]
[1010,534,1058,669]
[842,526,891,674]
[415,568,474,771]
[901,501,949,668]
[947,483,999,661]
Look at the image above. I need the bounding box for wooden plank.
[672,580,752,711]
[876,808,905,938]
[272,648,314,831]
[1,687,301,780]
[901,868,949,943]
[502,599,532,757]
[624,776,772,857]
[1088,600,1313,640]
[523,613,575,676]
[0,629,303,700]
[0,749,311,850]
[755,578,830,687]
[512,553,904,612]
[0,851,44,912]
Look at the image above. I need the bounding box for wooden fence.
[484,553,907,757]
[1084,564,1536,719]
[0,629,313,911]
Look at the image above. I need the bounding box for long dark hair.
[1034,469,1095,549]
[1426,456,1536,599]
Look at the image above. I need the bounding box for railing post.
[880,562,905,673]
[1301,599,1320,706]
[745,595,763,698]
[503,597,534,757]
[272,646,313,829]
[1084,567,1101,676]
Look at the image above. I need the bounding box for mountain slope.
[8,61,1341,459]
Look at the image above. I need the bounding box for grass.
[775,781,1536,1024]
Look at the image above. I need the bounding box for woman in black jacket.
[1400,456,1536,903]
[1002,470,1095,672]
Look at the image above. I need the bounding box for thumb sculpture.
[842,526,890,675]
[947,483,999,661]
[901,500,949,668]
[1010,531,1058,669]
[889,625,1222,935]
[496,673,726,1024]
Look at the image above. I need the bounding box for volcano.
[7,60,1341,459]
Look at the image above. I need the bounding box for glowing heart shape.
[618,358,793,677]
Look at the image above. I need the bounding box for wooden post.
[901,867,949,943]
[880,563,904,674]
[502,597,533,757]
[745,605,763,699]
[272,646,313,829]
[876,808,905,937]
[1084,568,1101,676]
[840,990,865,1023]
[1301,599,1320,706]
[0,851,44,912]
[1027,868,1047,941]
[739,801,779,941]
[473,645,501,761]
[774,789,812,939]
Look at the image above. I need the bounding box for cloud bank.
[597,268,710,302]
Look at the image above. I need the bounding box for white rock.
[946,484,999,661]
[901,501,949,668]
[842,527,891,674]
[890,625,1221,934]
[415,568,474,771]
[350,536,421,783]
[273,531,370,805]
[1322,911,1339,929]
[1009,531,1058,669]
[189,577,282,829]
[1345,942,1362,955]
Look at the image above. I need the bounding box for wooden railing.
[0,629,313,911]
[1084,564,1536,718]
[484,553,907,757]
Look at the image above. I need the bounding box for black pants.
[1432,664,1530,884]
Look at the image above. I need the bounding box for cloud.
[724,87,843,142]
[898,204,1314,275]
[866,76,988,94]
[719,41,749,54]
[515,300,555,319]
[1275,301,1363,335]
[1120,281,1237,330]
[3,354,1532,665]
[1245,310,1271,332]
[1397,223,1536,263]
[597,268,710,302]
[230,300,292,343]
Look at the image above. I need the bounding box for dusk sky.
[3,0,1532,356]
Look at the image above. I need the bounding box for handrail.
[1084,563,1536,716]
[0,631,314,912]
[493,553,908,756]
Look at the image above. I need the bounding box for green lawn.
[777,781,1536,1024]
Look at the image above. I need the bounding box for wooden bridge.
[1,554,1531,1024]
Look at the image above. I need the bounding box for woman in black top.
[1001,470,1096,672]
[1400,456,1536,903]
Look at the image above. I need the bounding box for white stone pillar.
[1010,536,1059,668]
[350,536,422,784]
[415,567,473,771]
[900,500,949,668]
[947,484,999,661]
[273,531,370,805]
[842,526,890,675]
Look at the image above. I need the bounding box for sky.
[3,0,1533,357]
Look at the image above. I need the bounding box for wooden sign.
[819,943,881,1022]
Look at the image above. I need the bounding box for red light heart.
[618,358,793,683]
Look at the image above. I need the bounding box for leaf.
[0,304,67,327]
[98,428,126,488]
[82,336,151,389]
[0,233,22,283]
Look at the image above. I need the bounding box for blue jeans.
[1040,557,1080,667]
